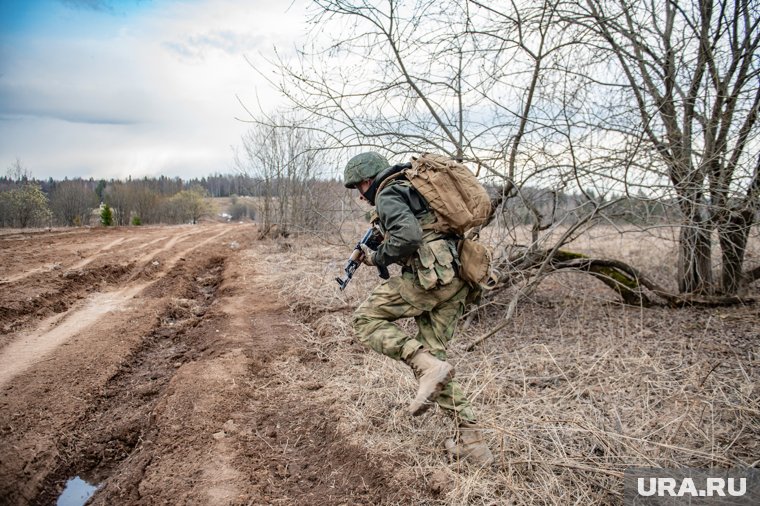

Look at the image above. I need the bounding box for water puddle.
[56,476,98,506]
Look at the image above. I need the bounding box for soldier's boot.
[444,421,494,466]
[407,350,454,416]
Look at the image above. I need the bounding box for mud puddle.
[56,476,98,506]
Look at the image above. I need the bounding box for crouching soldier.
[344,151,494,466]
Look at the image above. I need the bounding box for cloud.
[57,0,149,14]
[0,82,149,126]
[58,0,114,12]
[163,30,267,62]
[1,112,139,126]
[0,0,310,180]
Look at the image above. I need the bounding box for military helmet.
[344,152,389,189]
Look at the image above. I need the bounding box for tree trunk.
[718,211,752,295]
[677,218,713,294]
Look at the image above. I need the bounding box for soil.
[0,224,419,505]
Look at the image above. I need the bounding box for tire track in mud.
[0,225,247,505]
[63,225,223,274]
[0,225,232,342]
[84,258,418,506]
[0,225,222,285]
[29,255,227,505]
[1,265,55,284]
[0,282,148,387]
[0,227,92,243]
[0,228,125,283]
[130,225,232,270]
[64,236,129,272]
[0,263,134,338]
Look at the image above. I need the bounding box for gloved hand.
[359,243,377,266]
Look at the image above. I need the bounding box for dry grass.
[251,225,759,505]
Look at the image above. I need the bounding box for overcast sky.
[0,0,309,181]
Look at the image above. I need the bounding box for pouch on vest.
[414,239,456,290]
[458,238,491,286]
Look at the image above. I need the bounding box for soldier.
[344,151,494,466]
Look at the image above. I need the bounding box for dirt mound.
[0,263,134,336]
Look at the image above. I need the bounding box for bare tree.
[249,0,622,262]
[105,182,132,226]
[5,158,31,183]
[128,183,162,224]
[49,180,99,226]
[244,0,758,306]
[236,116,342,236]
[575,0,760,295]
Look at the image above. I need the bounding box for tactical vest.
[375,179,460,290]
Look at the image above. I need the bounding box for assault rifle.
[336,227,389,290]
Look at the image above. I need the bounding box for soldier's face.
[357,179,372,202]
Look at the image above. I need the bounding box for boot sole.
[409,366,455,416]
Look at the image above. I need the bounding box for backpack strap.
[378,177,450,234]
[375,169,406,195]
[364,163,411,205]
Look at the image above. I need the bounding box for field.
[0,223,758,505]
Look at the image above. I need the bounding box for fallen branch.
[494,249,757,308]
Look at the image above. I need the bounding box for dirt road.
[0,224,415,505]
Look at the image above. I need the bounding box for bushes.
[165,186,213,224]
[0,183,51,228]
[229,202,256,221]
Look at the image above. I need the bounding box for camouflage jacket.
[373,180,429,267]
[373,180,460,290]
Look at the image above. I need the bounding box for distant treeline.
[0,171,685,230]
[0,173,259,200]
[502,187,680,226]
[0,174,253,228]
[0,173,352,229]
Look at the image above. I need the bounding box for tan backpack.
[381,153,492,235]
[378,153,494,285]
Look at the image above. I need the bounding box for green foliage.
[95,179,107,201]
[100,204,113,226]
[131,216,142,226]
[166,185,213,224]
[0,183,51,228]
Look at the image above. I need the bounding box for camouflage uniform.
[352,180,477,423]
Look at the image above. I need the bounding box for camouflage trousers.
[352,271,477,423]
